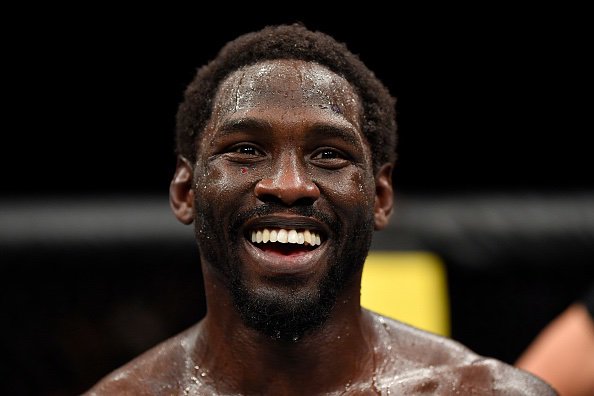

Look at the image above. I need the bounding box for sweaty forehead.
[209,59,362,128]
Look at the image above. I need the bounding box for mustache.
[229,204,339,236]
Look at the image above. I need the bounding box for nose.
[254,155,320,206]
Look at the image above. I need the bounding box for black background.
[3,7,591,196]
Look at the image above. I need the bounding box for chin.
[230,277,334,342]
[229,238,368,342]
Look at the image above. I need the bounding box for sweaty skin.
[86,60,555,395]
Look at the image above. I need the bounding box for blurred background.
[1,6,592,395]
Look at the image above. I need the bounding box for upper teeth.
[250,228,322,246]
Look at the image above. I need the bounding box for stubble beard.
[196,204,374,343]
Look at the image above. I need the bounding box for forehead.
[208,59,362,130]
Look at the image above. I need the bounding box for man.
[87,24,555,395]
[516,284,594,396]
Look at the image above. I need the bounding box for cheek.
[192,162,257,242]
[316,168,375,214]
[194,161,259,209]
[352,171,376,210]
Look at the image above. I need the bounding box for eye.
[311,148,350,169]
[221,143,266,163]
[234,145,262,156]
[313,149,341,159]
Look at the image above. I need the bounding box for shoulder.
[367,311,557,395]
[367,311,478,367]
[84,325,199,395]
[381,357,557,395]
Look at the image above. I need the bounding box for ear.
[373,163,394,230]
[170,156,195,225]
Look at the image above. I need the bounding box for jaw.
[229,236,342,342]
[195,200,375,340]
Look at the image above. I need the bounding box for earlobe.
[373,163,394,230]
[170,156,195,225]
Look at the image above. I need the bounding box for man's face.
[192,59,377,340]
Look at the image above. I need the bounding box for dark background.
[3,7,591,196]
[2,7,592,395]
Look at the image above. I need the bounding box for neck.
[191,265,377,395]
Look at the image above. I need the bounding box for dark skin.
[87,60,555,395]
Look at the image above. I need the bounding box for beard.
[195,203,374,342]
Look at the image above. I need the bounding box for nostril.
[293,196,317,206]
[256,194,286,205]
[254,173,320,206]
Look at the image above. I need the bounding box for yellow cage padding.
[361,251,450,336]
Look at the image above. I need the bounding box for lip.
[241,215,331,276]
[242,214,329,237]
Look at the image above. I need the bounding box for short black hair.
[176,23,396,171]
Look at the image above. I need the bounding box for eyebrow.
[308,123,361,146]
[217,118,272,137]
[217,117,361,146]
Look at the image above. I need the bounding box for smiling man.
[87,25,556,395]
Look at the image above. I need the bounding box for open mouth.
[249,228,323,256]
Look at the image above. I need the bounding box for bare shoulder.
[84,324,199,396]
[367,311,557,395]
